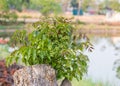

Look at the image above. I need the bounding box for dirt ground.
[16,10,105,23]
[16,10,120,25]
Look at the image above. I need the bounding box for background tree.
[98,0,120,12]
[58,0,70,12]
[30,0,62,16]
[0,0,8,11]
[80,0,96,12]
[81,0,89,11]
[98,2,105,10]
[109,0,120,12]
[70,0,79,8]
[7,0,29,11]
[0,0,18,24]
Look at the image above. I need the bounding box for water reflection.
[85,36,120,86]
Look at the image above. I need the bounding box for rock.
[13,64,57,86]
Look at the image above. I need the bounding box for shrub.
[6,17,92,81]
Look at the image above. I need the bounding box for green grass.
[58,78,113,86]
[0,24,25,37]
[0,24,24,30]
[0,32,13,37]
[71,78,113,86]
[72,79,95,86]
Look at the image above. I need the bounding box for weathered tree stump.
[0,60,22,86]
[60,78,72,86]
[13,64,57,86]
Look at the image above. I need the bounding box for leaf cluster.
[6,17,92,81]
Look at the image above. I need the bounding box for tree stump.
[60,78,72,86]
[0,60,22,86]
[13,64,57,86]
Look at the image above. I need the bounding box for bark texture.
[60,78,72,86]
[13,64,57,86]
[0,60,23,86]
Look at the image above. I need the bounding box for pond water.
[85,36,120,86]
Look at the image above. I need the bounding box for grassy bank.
[0,24,24,30]
[72,79,112,86]
[58,78,113,86]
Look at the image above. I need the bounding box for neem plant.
[6,17,92,81]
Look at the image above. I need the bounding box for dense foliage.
[70,0,78,8]
[0,0,8,11]
[30,0,62,15]
[7,0,29,11]
[0,0,62,15]
[98,0,120,12]
[6,17,92,80]
[109,0,120,12]
[0,0,29,12]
